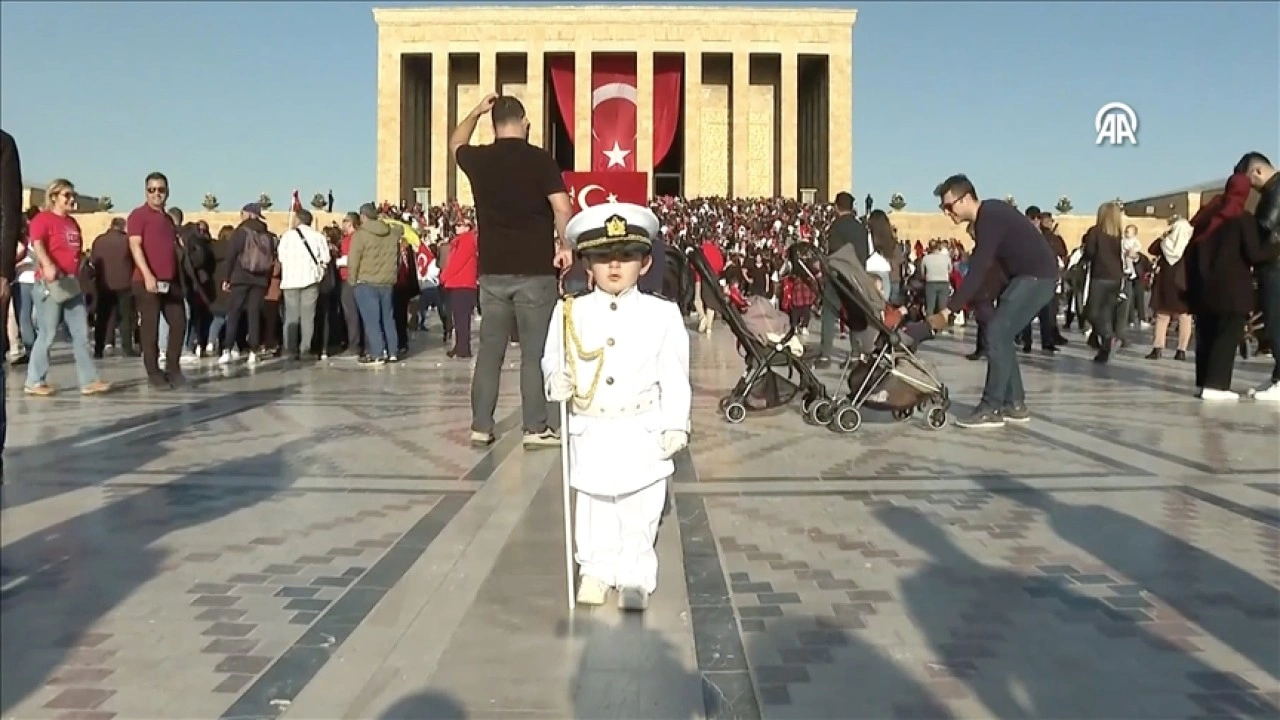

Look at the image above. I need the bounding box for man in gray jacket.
[348,203,401,365]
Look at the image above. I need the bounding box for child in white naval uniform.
[542,202,691,611]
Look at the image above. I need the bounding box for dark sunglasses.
[146,186,168,195]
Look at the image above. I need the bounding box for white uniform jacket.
[542,287,692,496]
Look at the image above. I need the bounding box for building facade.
[373,5,856,205]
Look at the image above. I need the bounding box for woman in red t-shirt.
[440,227,478,358]
[23,179,109,396]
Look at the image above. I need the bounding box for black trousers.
[95,288,137,355]
[225,285,266,351]
[1018,293,1059,348]
[1195,312,1246,391]
[133,283,186,378]
[972,300,995,353]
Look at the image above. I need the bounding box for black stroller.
[680,244,828,425]
[788,243,951,432]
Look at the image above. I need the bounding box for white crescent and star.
[576,184,621,209]
[591,82,638,168]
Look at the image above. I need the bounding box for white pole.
[561,397,575,612]
[560,306,576,612]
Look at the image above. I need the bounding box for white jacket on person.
[277,224,331,290]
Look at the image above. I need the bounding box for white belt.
[572,387,660,418]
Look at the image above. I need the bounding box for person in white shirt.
[10,237,36,363]
[277,209,331,361]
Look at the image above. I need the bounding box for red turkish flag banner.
[591,55,638,173]
[562,171,649,215]
[290,189,303,215]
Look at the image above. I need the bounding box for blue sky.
[1,1,1276,213]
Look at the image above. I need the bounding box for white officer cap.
[566,202,660,255]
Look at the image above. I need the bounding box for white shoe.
[617,586,650,611]
[576,576,609,606]
[1249,381,1280,402]
[247,351,259,366]
[179,352,200,365]
[217,350,236,366]
[205,342,215,355]
[1200,388,1239,402]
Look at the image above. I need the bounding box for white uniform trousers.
[574,478,668,593]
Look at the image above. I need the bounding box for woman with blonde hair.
[1081,201,1127,363]
[22,179,110,396]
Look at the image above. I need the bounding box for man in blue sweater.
[928,175,1058,429]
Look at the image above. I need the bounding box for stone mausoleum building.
[373,4,857,205]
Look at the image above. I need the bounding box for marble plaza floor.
[2,326,1279,719]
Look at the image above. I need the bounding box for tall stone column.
[828,48,854,196]
[478,47,497,146]
[779,51,799,199]
[636,46,654,189]
[731,52,750,197]
[682,48,701,197]
[376,47,402,205]
[574,49,592,171]
[526,47,545,147]
[430,50,450,205]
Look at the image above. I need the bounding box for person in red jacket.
[336,212,363,357]
[695,239,725,334]
[440,227,478,358]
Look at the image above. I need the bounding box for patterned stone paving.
[3,325,1278,718]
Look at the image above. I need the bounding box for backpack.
[239,226,275,274]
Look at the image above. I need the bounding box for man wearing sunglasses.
[929,174,1058,429]
[127,171,186,389]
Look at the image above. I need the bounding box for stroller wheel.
[925,407,948,430]
[724,402,748,424]
[832,406,862,434]
[807,399,835,426]
[892,408,914,422]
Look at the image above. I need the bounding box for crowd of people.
[2,155,1277,415]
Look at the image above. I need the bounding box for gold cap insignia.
[604,215,627,239]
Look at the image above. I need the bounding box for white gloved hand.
[659,430,689,459]
[546,370,574,402]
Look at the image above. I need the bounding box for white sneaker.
[247,351,259,366]
[576,577,609,606]
[205,342,215,355]
[217,350,238,366]
[179,352,200,365]
[617,586,650,611]
[1200,388,1239,402]
[1249,381,1280,402]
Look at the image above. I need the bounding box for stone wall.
[65,209,1171,253]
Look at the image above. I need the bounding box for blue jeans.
[1258,262,1280,382]
[980,277,1056,411]
[354,284,396,358]
[209,313,226,349]
[26,286,100,389]
[159,298,192,352]
[15,282,36,352]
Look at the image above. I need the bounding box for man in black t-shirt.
[452,94,574,448]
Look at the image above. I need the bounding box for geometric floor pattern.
[3,324,1278,719]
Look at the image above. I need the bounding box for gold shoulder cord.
[562,295,606,408]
